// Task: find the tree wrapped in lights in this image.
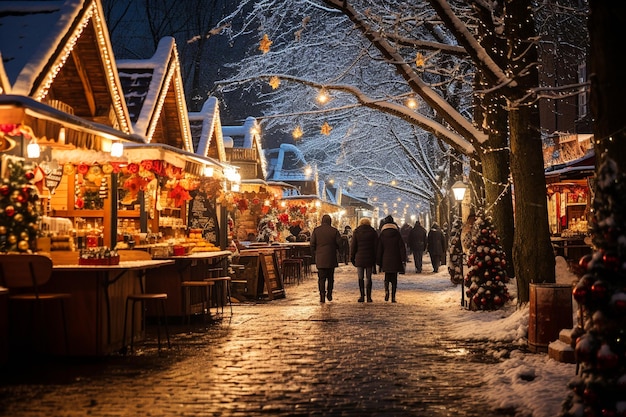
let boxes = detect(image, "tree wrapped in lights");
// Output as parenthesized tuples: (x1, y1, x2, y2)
(561, 157, 626, 417)
(448, 215, 463, 285)
(464, 211, 510, 310)
(0, 159, 41, 253)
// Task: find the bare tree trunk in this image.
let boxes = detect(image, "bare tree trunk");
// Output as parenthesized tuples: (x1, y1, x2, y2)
(506, 0, 555, 303)
(589, 0, 626, 170)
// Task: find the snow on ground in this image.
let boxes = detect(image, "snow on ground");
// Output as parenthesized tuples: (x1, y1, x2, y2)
(332, 255, 578, 417)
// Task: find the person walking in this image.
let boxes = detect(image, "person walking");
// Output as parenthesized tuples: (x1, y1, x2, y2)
(376, 215, 407, 303)
(350, 218, 378, 302)
(427, 223, 446, 273)
(310, 214, 342, 303)
(407, 220, 427, 273)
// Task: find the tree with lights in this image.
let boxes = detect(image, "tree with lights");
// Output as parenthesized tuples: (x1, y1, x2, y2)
(0, 159, 41, 253)
(561, 157, 626, 416)
(463, 211, 510, 311)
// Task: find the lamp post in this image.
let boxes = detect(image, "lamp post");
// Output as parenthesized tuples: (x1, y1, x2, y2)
(451, 181, 467, 307)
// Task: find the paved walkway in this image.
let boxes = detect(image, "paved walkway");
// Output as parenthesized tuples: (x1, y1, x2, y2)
(0, 262, 518, 417)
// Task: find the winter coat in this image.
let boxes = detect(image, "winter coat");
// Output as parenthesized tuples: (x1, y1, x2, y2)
(376, 223, 407, 273)
(310, 220, 342, 269)
(427, 225, 446, 257)
(407, 224, 427, 251)
(350, 223, 378, 267)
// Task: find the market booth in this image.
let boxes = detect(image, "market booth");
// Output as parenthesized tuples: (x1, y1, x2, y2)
(545, 151, 594, 263)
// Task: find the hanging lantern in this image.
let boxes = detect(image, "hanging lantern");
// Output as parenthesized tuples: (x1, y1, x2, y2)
(259, 34, 272, 54)
(292, 125, 303, 140)
(269, 76, 280, 89)
(415, 52, 425, 67)
(320, 121, 332, 135)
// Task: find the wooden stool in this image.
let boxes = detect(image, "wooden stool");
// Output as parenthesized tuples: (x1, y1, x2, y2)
(204, 276, 232, 315)
(282, 258, 303, 284)
(181, 280, 214, 324)
(122, 292, 170, 354)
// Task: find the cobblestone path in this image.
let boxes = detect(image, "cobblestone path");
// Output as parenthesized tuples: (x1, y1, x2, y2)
(0, 265, 518, 417)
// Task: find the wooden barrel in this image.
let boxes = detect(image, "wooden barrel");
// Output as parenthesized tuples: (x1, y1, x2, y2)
(528, 283, 573, 352)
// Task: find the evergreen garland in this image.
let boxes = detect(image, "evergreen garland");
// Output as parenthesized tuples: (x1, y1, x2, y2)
(561, 157, 626, 417)
(463, 210, 510, 310)
(0, 159, 41, 253)
(448, 215, 464, 285)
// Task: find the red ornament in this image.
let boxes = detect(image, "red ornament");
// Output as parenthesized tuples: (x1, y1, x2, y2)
(597, 344, 619, 369)
(579, 254, 593, 271)
(5, 205, 15, 217)
(603, 253, 620, 270)
(0, 184, 9, 196)
(591, 280, 609, 302)
(77, 163, 89, 175)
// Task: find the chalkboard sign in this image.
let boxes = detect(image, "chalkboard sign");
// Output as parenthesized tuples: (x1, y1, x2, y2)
(187, 191, 219, 245)
(259, 251, 285, 300)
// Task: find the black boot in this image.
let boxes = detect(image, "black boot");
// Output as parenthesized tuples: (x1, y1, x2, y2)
(384, 280, 389, 302)
(320, 292, 325, 303)
(358, 280, 365, 302)
(366, 281, 373, 302)
(391, 284, 397, 303)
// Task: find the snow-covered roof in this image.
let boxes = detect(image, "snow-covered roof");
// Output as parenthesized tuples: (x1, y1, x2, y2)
(221, 116, 267, 179)
(188, 97, 227, 162)
(117, 37, 193, 151)
(0, 0, 132, 133)
(266, 143, 310, 181)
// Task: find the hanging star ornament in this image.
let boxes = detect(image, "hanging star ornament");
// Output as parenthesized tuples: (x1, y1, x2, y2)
(292, 125, 303, 140)
(415, 52, 425, 67)
(269, 76, 281, 89)
(259, 34, 273, 54)
(320, 122, 332, 135)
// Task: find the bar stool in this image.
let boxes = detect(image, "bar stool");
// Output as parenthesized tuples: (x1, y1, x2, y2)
(181, 280, 214, 324)
(204, 276, 232, 315)
(122, 292, 170, 354)
(282, 258, 303, 284)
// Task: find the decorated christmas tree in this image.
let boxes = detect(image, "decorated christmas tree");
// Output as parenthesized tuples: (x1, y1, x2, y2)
(561, 157, 626, 417)
(0, 158, 41, 253)
(464, 211, 510, 310)
(448, 215, 464, 285)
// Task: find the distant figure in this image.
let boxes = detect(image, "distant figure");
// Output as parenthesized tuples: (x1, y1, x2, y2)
(376, 215, 407, 303)
(339, 225, 352, 264)
(407, 220, 427, 273)
(400, 223, 413, 255)
(289, 221, 303, 239)
(350, 218, 378, 302)
(427, 223, 446, 273)
(310, 214, 342, 303)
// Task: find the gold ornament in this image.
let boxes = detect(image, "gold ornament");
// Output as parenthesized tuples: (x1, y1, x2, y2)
(17, 240, 29, 251)
(320, 122, 332, 136)
(0, 226, 6, 234)
(14, 213, 23, 223)
(102, 163, 114, 174)
(63, 163, 75, 175)
(259, 34, 273, 54)
(269, 76, 280, 89)
(20, 231, 29, 240)
(292, 125, 303, 140)
(8, 234, 17, 244)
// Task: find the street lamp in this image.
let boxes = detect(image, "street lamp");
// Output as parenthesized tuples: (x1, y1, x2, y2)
(452, 181, 467, 307)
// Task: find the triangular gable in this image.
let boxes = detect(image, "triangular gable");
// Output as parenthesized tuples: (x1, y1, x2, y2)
(0, 0, 133, 133)
(117, 37, 193, 151)
(189, 97, 226, 162)
(222, 116, 267, 178)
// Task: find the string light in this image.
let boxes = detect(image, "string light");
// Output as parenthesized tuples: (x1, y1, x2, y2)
(316, 88, 330, 105)
(405, 97, 418, 109)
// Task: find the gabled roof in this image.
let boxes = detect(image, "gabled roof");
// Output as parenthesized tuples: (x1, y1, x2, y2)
(0, 0, 133, 133)
(0, 55, 10, 94)
(222, 116, 267, 178)
(189, 97, 226, 162)
(265, 143, 309, 181)
(117, 37, 193, 151)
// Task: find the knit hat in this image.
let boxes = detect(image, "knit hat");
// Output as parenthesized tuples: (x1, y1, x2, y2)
(383, 215, 394, 225)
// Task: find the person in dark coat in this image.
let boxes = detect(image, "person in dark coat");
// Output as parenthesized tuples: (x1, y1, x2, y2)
(310, 214, 342, 303)
(376, 215, 407, 302)
(350, 218, 378, 302)
(427, 223, 446, 273)
(407, 220, 427, 273)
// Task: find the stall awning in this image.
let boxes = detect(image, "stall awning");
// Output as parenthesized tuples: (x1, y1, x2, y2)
(545, 151, 595, 184)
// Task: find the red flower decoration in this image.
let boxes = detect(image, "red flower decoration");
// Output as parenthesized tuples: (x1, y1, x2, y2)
(0, 124, 18, 134)
(140, 160, 153, 171)
(127, 163, 139, 174)
(75, 197, 85, 209)
(77, 163, 89, 175)
(279, 213, 290, 224)
(237, 198, 249, 212)
(151, 160, 163, 175)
